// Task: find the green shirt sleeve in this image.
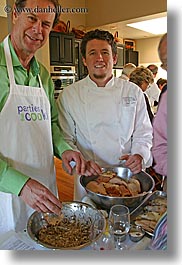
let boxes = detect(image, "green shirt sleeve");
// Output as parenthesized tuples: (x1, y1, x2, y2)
(0, 158, 30, 195)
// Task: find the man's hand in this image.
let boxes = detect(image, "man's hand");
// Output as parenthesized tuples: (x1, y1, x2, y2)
(20, 179, 62, 215)
(62, 150, 102, 176)
(120, 154, 143, 174)
(84, 160, 102, 176)
(61, 150, 87, 175)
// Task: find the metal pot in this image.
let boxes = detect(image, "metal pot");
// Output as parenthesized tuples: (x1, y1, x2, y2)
(80, 167, 155, 211)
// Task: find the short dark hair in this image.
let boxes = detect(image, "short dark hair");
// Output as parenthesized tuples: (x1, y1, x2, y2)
(156, 78, 167, 87)
(80, 29, 117, 59)
(147, 64, 158, 75)
(14, 0, 60, 27)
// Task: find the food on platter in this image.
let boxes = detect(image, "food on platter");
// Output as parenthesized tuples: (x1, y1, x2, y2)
(136, 211, 162, 221)
(132, 195, 167, 235)
(134, 219, 156, 233)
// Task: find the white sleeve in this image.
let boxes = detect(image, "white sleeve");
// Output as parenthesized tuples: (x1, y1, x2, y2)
(56, 89, 80, 152)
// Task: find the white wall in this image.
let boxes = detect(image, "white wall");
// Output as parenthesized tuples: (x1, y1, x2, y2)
(136, 37, 161, 64)
(136, 37, 167, 79)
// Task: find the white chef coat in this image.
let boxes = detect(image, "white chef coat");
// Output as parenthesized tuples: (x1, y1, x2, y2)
(0, 36, 57, 234)
(145, 82, 161, 107)
(57, 76, 153, 200)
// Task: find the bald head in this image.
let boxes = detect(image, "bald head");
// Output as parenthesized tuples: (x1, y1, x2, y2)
(158, 33, 167, 71)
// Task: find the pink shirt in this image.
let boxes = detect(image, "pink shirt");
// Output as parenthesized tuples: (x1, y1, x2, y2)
(152, 90, 167, 176)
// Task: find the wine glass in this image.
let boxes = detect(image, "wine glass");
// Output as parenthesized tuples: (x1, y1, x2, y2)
(108, 204, 130, 250)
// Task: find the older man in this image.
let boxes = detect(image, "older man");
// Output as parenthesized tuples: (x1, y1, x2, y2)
(0, 0, 91, 234)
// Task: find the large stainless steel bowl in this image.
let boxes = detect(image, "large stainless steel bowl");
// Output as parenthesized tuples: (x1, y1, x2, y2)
(80, 167, 155, 211)
(27, 202, 106, 250)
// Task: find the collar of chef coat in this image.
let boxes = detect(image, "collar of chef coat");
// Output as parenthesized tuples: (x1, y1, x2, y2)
(0, 35, 40, 77)
(86, 75, 115, 90)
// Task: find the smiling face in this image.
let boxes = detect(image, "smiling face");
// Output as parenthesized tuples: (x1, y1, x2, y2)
(10, 0, 55, 64)
(82, 39, 117, 87)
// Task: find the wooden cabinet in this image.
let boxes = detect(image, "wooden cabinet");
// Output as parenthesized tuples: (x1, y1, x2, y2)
(49, 32, 75, 66)
(113, 44, 125, 69)
(75, 39, 88, 81)
(125, 50, 139, 66)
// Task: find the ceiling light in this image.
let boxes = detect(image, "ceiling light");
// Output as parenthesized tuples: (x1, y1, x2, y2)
(127, 17, 167, 35)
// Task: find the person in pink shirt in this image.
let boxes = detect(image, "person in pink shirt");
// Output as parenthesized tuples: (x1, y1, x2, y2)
(152, 33, 167, 191)
(148, 33, 167, 251)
